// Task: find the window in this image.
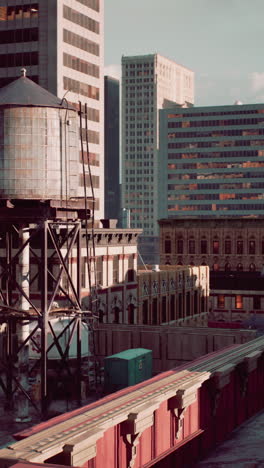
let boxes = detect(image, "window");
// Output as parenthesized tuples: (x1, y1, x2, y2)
(161, 296, 167, 322)
(249, 263, 256, 271)
(225, 239, 232, 254)
(213, 240, 219, 254)
(249, 240, 255, 255)
(128, 304, 135, 324)
(170, 295, 175, 320)
(213, 263, 219, 271)
(237, 263, 243, 271)
(225, 263, 231, 271)
(127, 256, 134, 282)
(217, 295, 225, 309)
(152, 298, 158, 324)
(235, 295, 243, 309)
(143, 300, 148, 324)
(164, 239, 171, 254)
(177, 239, 183, 254)
(237, 240, 243, 254)
(113, 256, 119, 284)
(253, 296, 261, 310)
(81, 257, 87, 288)
(95, 256, 103, 286)
(201, 239, 207, 254)
(189, 239, 195, 254)
(186, 292, 191, 316)
(178, 293, 183, 318)
(113, 307, 120, 324)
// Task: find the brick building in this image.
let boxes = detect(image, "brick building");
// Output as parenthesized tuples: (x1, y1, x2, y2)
(159, 217, 264, 328)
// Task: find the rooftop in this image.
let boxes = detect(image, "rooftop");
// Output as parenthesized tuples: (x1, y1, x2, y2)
(0, 70, 74, 110)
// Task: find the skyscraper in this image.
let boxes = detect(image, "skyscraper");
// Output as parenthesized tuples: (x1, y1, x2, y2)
(0, 0, 104, 218)
(159, 103, 264, 218)
(121, 54, 194, 263)
(104, 75, 120, 220)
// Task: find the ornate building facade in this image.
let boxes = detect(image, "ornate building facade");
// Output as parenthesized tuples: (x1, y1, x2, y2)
(137, 265, 209, 327)
(159, 217, 264, 328)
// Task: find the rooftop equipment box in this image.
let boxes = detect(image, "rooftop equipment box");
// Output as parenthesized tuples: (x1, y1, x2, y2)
(104, 348, 152, 393)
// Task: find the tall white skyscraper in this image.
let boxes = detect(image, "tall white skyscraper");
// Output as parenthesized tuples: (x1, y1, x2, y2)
(0, 0, 104, 218)
(121, 54, 194, 263)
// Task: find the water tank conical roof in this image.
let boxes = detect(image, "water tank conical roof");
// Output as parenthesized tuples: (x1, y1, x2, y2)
(0, 69, 74, 110)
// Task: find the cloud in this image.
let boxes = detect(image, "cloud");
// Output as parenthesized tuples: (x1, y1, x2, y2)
(250, 72, 264, 93)
(104, 64, 121, 80)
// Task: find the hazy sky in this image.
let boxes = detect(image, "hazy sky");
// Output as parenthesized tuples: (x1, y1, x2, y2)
(104, 0, 264, 106)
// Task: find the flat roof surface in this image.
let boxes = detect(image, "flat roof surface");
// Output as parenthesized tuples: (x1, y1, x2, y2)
(196, 410, 264, 467)
(104, 348, 151, 360)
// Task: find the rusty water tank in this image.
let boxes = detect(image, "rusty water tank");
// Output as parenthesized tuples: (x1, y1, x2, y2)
(0, 69, 79, 200)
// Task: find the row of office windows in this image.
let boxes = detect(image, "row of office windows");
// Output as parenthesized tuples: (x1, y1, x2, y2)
(167, 117, 264, 128)
(168, 171, 264, 180)
(167, 203, 264, 211)
(80, 128, 100, 145)
(0, 27, 38, 44)
(168, 109, 264, 119)
(76, 0, 100, 12)
(63, 76, 99, 100)
(63, 52, 99, 78)
(0, 4, 38, 21)
(69, 102, 100, 123)
(168, 140, 264, 149)
(168, 161, 264, 170)
(63, 29, 99, 57)
(164, 238, 264, 255)
(79, 174, 99, 189)
(124, 62, 154, 68)
(168, 150, 261, 159)
(79, 151, 100, 167)
(168, 182, 264, 191)
(63, 5, 99, 34)
(167, 129, 264, 138)
(0, 51, 38, 68)
(217, 295, 261, 310)
(168, 193, 264, 201)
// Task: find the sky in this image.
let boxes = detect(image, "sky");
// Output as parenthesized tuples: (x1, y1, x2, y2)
(104, 0, 264, 106)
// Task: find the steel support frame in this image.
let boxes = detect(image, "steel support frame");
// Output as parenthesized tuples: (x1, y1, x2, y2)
(0, 219, 84, 417)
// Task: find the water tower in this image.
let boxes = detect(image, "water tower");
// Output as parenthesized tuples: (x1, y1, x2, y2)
(0, 70, 95, 419)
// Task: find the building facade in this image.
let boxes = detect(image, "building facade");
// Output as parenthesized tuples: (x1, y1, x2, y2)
(0, 0, 104, 218)
(137, 265, 209, 327)
(0, 223, 141, 326)
(159, 103, 264, 218)
(159, 217, 264, 328)
(104, 76, 120, 220)
(121, 54, 194, 263)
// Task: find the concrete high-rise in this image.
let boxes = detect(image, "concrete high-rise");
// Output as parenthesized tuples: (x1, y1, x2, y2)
(121, 54, 194, 263)
(104, 76, 120, 220)
(0, 0, 104, 219)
